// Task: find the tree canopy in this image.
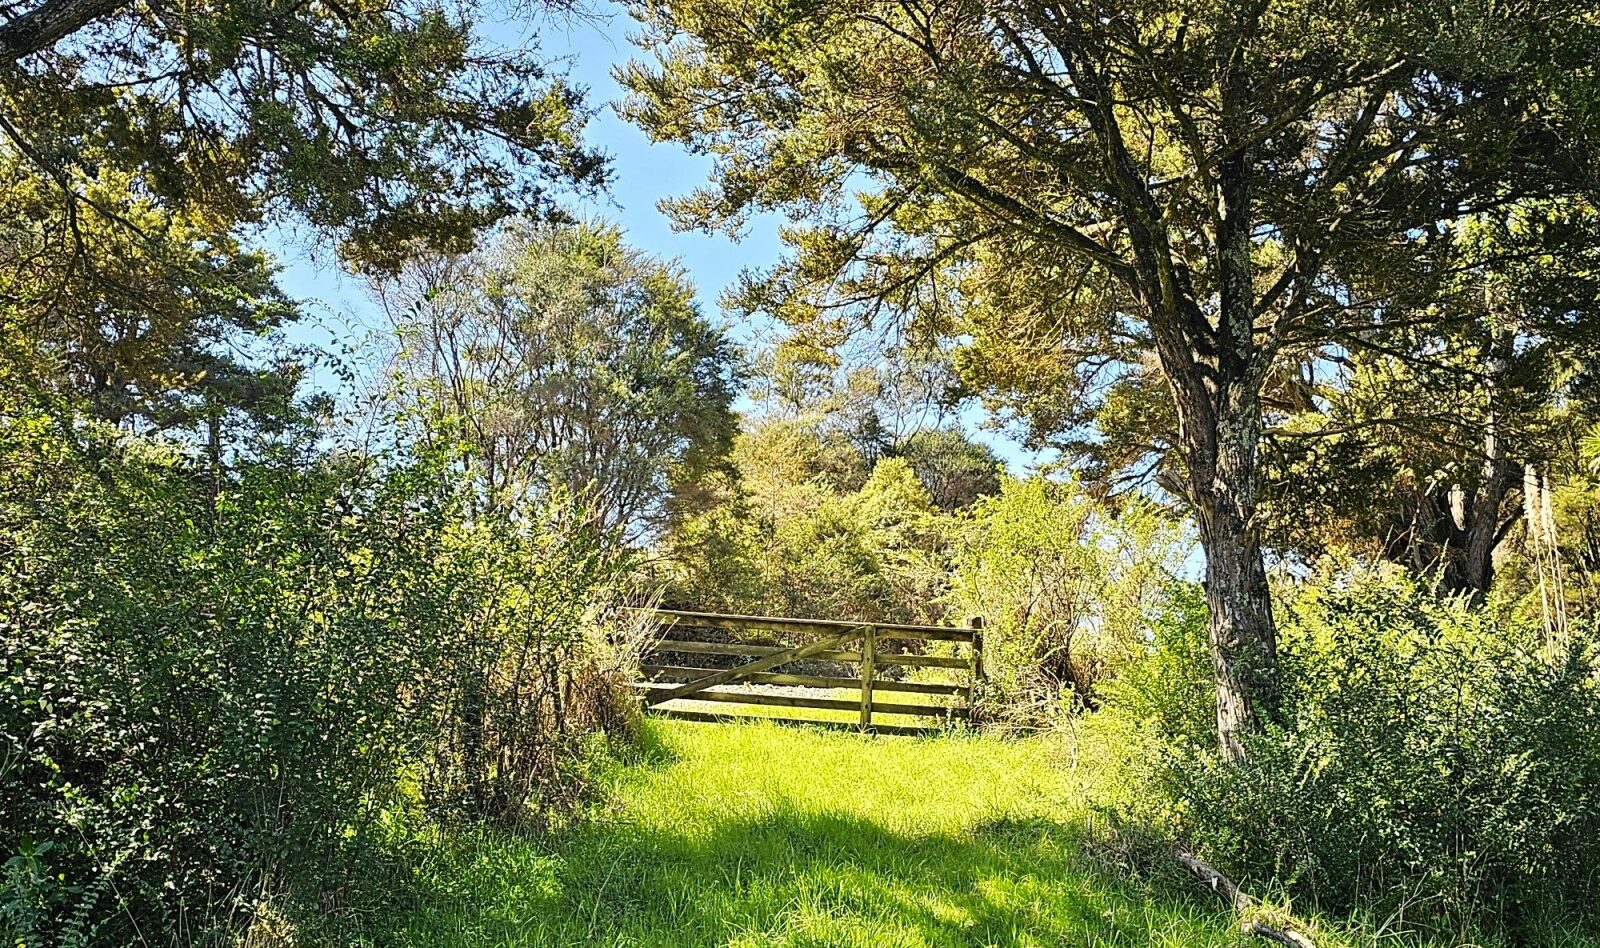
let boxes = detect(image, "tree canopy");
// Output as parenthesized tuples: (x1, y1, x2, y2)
(0, 157, 301, 430)
(1, 0, 605, 274)
(1, 0, 611, 444)
(382, 220, 744, 538)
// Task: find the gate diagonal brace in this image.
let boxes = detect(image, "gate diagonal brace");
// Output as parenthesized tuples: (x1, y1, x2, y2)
(640, 631, 859, 707)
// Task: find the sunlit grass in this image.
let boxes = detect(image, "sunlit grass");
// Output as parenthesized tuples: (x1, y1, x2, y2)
(389, 719, 1257, 947)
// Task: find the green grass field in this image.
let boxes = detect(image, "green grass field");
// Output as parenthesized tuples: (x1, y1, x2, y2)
(391, 718, 1273, 947)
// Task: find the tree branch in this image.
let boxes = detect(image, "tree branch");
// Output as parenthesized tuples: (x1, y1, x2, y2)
(0, 0, 130, 64)
(1175, 849, 1317, 948)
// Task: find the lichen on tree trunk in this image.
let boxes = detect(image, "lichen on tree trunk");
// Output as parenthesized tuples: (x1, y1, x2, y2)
(1184, 391, 1282, 762)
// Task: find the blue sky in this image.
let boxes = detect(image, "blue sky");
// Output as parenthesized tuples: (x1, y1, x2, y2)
(273, 1, 1050, 470)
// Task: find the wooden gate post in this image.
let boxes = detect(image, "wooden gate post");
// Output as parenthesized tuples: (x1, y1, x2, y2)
(859, 625, 877, 729)
(966, 616, 984, 713)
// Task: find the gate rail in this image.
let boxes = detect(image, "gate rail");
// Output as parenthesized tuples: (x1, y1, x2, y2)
(633, 609, 984, 735)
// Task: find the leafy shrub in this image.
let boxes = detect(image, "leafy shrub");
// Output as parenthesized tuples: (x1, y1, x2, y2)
(0, 409, 637, 944)
(1098, 564, 1600, 935)
(420, 497, 640, 827)
(663, 442, 951, 625)
(949, 477, 1191, 726)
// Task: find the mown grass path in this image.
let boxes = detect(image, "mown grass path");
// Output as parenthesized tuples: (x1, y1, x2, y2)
(397, 719, 1253, 947)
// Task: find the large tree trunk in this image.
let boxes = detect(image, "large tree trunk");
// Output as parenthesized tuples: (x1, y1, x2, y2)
(1089, 14, 1283, 762)
(1155, 296, 1282, 763)
(1439, 411, 1511, 601)
(1182, 388, 1282, 763)
(1191, 83, 1282, 762)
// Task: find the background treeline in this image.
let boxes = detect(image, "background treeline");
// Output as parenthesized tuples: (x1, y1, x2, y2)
(655, 382, 1191, 719)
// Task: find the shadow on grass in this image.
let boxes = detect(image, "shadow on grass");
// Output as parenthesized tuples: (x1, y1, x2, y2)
(391, 805, 1244, 947)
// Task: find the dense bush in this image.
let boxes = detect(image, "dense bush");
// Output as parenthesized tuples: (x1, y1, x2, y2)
(950, 477, 1190, 726)
(419, 497, 640, 827)
(0, 408, 638, 944)
(663, 421, 952, 624)
(1097, 565, 1600, 935)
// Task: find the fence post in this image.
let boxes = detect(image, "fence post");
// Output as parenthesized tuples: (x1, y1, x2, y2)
(966, 616, 984, 716)
(859, 626, 876, 730)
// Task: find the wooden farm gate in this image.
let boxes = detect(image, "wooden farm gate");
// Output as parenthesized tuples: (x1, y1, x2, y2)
(633, 610, 983, 736)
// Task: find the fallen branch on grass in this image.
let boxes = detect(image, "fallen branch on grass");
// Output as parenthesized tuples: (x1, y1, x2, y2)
(1174, 849, 1317, 948)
